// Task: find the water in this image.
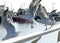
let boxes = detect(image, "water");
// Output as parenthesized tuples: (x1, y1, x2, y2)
(0, 22, 60, 43)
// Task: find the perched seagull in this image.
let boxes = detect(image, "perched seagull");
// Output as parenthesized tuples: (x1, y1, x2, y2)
(18, 0, 41, 28)
(2, 7, 16, 40)
(35, 4, 55, 30)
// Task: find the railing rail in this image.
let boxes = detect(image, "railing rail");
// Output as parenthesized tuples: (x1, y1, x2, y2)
(58, 41, 60, 43)
(0, 27, 60, 43)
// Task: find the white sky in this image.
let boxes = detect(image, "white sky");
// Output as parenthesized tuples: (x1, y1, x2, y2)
(0, 0, 60, 12)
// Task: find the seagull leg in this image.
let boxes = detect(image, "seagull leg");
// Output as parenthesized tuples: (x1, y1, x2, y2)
(44, 24, 47, 30)
(31, 22, 34, 28)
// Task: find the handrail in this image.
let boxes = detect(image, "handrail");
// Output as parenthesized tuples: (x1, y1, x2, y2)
(0, 26, 60, 43)
(58, 41, 60, 43)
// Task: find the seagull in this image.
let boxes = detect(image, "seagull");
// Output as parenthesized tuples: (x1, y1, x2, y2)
(2, 7, 16, 40)
(35, 4, 55, 30)
(18, 0, 41, 28)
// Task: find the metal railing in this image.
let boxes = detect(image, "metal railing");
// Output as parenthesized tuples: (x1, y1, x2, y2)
(0, 26, 60, 43)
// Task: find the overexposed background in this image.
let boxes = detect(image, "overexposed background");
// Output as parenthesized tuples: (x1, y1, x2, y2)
(0, 0, 60, 12)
